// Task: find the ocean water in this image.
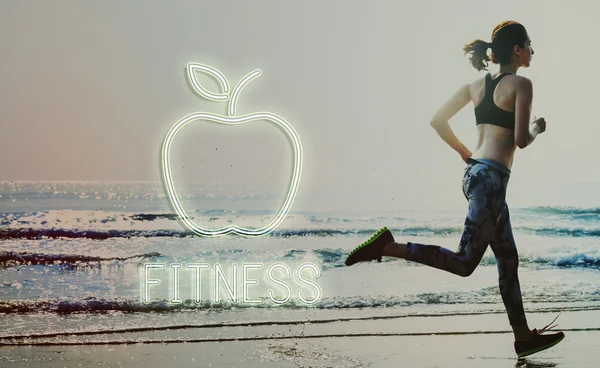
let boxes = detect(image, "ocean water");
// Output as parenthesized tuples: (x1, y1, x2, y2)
(1, 181, 600, 345)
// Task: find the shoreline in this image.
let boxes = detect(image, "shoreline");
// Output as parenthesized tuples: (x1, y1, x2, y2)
(2, 308, 598, 367)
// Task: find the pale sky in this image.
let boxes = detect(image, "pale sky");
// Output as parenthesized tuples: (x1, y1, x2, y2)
(1, 0, 598, 210)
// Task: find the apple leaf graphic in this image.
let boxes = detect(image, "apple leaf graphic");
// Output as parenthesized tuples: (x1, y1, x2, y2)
(186, 63, 230, 102)
(186, 63, 262, 117)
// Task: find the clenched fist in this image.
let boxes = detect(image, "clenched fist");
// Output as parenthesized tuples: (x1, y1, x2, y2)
(531, 117, 546, 134)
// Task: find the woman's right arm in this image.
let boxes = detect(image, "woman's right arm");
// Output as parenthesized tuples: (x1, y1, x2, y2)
(514, 77, 545, 149)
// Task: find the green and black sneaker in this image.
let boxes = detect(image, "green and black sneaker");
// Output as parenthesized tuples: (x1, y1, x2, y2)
(345, 227, 394, 266)
(514, 314, 565, 358)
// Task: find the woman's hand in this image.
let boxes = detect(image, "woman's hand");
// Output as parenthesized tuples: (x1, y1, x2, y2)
(531, 116, 546, 135)
(460, 148, 472, 163)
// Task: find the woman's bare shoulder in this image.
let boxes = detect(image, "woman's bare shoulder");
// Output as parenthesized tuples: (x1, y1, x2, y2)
(467, 75, 487, 98)
(505, 74, 533, 88)
(470, 75, 486, 86)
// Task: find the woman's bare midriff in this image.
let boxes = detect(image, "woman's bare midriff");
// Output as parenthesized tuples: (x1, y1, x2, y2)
(471, 123, 517, 169)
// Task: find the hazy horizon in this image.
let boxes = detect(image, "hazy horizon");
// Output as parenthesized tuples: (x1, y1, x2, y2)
(2, 0, 599, 210)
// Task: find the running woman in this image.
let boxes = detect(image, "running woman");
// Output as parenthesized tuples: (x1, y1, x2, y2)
(344, 21, 565, 359)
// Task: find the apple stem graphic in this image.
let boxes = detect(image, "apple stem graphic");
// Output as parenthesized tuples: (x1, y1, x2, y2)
(227, 69, 262, 117)
(185, 63, 262, 117)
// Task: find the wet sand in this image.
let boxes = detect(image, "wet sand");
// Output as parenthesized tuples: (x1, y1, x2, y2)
(1, 309, 598, 367)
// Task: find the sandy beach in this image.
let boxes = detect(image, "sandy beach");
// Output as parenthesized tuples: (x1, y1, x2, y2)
(2, 308, 598, 367)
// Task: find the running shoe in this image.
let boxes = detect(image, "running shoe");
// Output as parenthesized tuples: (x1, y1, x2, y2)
(514, 314, 565, 358)
(345, 227, 394, 266)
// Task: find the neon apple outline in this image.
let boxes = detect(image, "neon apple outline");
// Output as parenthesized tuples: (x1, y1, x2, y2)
(161, 63, 303, 237)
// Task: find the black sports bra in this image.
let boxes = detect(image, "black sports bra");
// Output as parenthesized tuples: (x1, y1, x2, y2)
(474, 73, 515, 130)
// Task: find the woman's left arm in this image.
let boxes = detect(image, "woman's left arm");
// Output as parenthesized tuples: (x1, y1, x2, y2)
(429, 84, 473, 163)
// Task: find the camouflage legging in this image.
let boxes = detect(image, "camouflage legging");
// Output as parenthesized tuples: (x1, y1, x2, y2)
(405, 158, 527, 327)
